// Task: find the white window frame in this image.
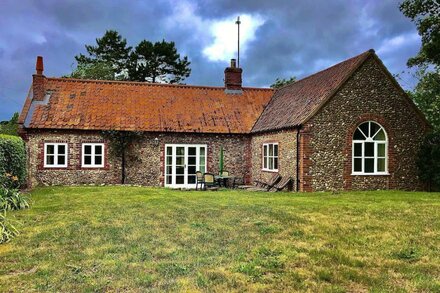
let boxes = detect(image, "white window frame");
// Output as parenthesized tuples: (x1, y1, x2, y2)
(262, 142, 279, 172)
(44, 143, 68, 168)
(81, 143, 105, 168)
(352, 121, 389, 175)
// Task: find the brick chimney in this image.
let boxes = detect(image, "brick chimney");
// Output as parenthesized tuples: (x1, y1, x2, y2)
(224, 58, 242, 91)
(33, 56, 46, 101)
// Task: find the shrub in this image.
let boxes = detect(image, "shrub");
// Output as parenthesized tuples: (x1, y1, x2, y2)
(0, 211, 19, 244)
(417, 132, 440, 191)
(0, 134, 26, 188)
(0, 185, 29, 211)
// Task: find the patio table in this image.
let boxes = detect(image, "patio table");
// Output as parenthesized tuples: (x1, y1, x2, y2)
(214, 175, 235, 188)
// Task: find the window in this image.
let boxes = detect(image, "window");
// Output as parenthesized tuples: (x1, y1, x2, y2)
(44, 143, 68, 168)
(352, 121, 388, 175)
(82, 143, 104, 168)
(262, 143, 279, 171)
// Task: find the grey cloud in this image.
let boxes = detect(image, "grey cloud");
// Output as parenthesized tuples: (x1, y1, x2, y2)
(0, 0, 420, 121)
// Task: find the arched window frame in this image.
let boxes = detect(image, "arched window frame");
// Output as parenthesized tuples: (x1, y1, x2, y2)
(352, 121, 389, 175)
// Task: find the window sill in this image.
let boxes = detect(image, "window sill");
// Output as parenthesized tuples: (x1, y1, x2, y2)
(351, 173, 390, 176)
(81, 166, 105, 169)
(43, 165, 68, 169)
(262, 169, 279, 173)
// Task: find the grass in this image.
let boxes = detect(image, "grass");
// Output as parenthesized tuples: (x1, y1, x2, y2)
(0, 187, 440, 292)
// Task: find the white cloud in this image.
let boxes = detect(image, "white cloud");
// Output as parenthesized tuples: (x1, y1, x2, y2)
(203, 14, 265, 62)
(377, 32, 419, 55)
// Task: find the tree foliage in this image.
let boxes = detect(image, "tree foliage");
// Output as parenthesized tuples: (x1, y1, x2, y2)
(0, 134, 26, 188)
(416, 132, 440, 191)
(270, 76, 296, 89)
(128, 40, 191, 83)
(399, 0, 440, 68)
(71, 30, 191, 83)
(409, 69, 440, 130)
(0, 113, 19, 136)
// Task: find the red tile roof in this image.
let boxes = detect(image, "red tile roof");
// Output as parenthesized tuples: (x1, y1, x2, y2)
(22, 79, 273, 134)
(251, 50, 373, 133)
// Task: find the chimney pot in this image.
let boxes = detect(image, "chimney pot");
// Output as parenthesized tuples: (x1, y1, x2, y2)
(230, 58, 236, 68)
(36, 56, 44, 75)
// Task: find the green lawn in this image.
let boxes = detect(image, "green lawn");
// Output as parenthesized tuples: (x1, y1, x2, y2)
(1, 187, 440, 292)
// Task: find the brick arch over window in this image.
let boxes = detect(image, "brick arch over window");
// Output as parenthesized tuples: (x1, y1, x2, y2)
(343, 114, 396, 190)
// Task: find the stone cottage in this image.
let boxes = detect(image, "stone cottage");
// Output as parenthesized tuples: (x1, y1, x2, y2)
(18, 49, 430, 191)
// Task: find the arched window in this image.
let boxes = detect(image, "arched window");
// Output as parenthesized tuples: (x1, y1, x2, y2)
(352, 121, 388, 174)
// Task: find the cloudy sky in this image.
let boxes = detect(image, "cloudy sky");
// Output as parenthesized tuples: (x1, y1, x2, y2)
(0, 0, 421, 121)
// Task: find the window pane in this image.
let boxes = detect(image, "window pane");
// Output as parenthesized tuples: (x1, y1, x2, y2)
(47, 145, 55, 154)
(166, 166, 172, 175)
(354, 143, 362, 157)
(200, 156, 205, 165)
(365, 158, 374, 173)
(84, 155, 92, 165)
(188, 147, 196, 156)
(95, 156, 102, 165)
(47, 155, 55, 165)
(200, 147, 205, 156)
(354, 158, 362, 172)
(269, 144, 273, 156)
(166, 147, 172, 156)
(188, 166, 196, 175)
(166, 176, 172, 184)
(188, 176, 196, 184)
(176, 147, 185, 156)
(95, 145, 102, 155)
(274, 144, 278, 156)
(274, 157, 278, 170)
(374, 129, 386, 141)
(269, 158, 274, 169)
(370, 122, 381, 138)
(199, 165, 205, 173)
(360, 122, 369, 137)
(263, 156, 267, 169)
(84, 145, 92, 155)
(166, 156, 172, 165)
(377, 143, 386, 157)
(58, 155, 65, 165)
(188, 156, 196, 165)
(364, 142, 374, 157)
(58, 145, 66, 154)
(353, 129, 366, 140)
(378, 158, 386, 172)
(176, 176, 184, 184)
(176, 157, 184, 166)
(176, 166, 184, 175)
(264, 145, 268, 157)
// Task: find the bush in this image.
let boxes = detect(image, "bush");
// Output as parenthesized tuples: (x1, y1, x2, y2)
(0, 134, 26, 188)
(0, 211, 19, 244)
(0, 185, 29, 211)
(417, 132, 440, 191)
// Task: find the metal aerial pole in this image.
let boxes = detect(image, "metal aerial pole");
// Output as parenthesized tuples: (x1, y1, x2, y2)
(235, 16, 241, 68)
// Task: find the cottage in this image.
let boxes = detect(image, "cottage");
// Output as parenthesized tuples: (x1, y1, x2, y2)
(18, 49, 429, 191)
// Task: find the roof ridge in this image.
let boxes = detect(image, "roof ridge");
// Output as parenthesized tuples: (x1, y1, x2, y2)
(274, 49, 373, 92)
(46, 77, 273, 91)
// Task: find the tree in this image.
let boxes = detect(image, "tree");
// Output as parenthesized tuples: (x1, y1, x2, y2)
(0, 113, 19, 136)
(270, 76, 296, 89)
(67, 61, 114, 80)
(399, 0, 440, 68)
(70, 31, 191, 83)
(127, 40, 191, 83)
(409, 69, 440, 130)
(416, 132, 440, 191)
(74, 30, 132, 79)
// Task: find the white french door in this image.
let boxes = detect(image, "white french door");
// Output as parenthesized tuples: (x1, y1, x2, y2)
(164, 144, 207, 188)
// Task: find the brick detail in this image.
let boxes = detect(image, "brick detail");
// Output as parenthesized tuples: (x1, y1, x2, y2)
(224, 67, 243, 90)
(299, 126, 313, 192)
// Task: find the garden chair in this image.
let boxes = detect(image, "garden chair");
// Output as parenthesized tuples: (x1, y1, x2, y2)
(247, 174, 282, 191)
(270, 177, 293, 192)
(195, 171, 204, 190)
(203, 173, 218, 191)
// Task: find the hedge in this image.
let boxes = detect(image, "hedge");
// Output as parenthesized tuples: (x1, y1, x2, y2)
(0, 135, 26, 188)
